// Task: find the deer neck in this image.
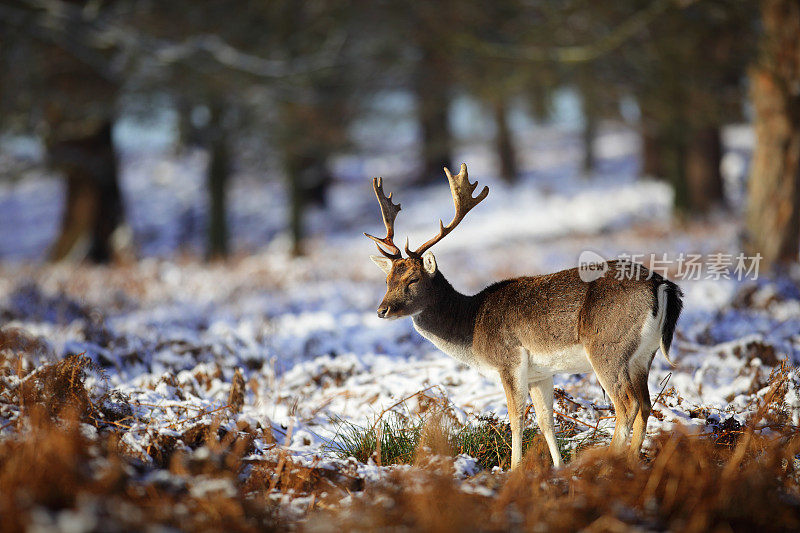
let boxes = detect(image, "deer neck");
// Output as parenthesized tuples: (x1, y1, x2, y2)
(411, 271, 477, 362)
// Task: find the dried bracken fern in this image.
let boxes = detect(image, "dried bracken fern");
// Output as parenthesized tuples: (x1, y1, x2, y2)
(0, 406, 285, 532)
(314, 431, 800, 532)
(229, 367, 246, 414)
(17, 353, 99, 419)
(0, 325, 54, 379)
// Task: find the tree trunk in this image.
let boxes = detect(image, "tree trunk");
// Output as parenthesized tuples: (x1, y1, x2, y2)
(415, 51, 452, 184)
(286, 158, 305, 257)
(528, 85, 551, 123)
(640, 100, 666, 179)
(578, 68, 598, 175)
(661, 123, 691, 212)
(278, 90, 335, 257)
(206, 103, 230, 260)
(640, 98, 691, 211)
(582, 113, 597, 176)
(177, 100, 204, 152)
(284, 151, 331, 256)
(744, 0, 800, 268)
(300, 153, 331, 208)
(686, 126, 725, 212)
(492, 100, 518, 183)
(641, 127, 663, 178)
(48, 121, 122, 263)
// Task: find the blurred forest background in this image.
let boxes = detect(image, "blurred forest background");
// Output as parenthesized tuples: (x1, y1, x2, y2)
(0, 0, 798, 269)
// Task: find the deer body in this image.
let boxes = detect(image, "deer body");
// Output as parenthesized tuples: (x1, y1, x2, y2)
(366, 164, 683, 469)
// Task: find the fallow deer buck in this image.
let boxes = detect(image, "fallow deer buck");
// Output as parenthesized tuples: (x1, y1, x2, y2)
(366, 163, 683, 469)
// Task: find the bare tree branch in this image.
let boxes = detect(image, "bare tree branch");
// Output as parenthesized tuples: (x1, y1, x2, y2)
(5, 0, 345, 81)
(455, 0, 697, 64)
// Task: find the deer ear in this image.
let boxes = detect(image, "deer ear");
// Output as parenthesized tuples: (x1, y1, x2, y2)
(422, 251, 437, 274)
(370, 255, 393, 275)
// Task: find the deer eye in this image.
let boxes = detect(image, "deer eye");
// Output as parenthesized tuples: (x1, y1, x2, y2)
(406, 278, 419, 288)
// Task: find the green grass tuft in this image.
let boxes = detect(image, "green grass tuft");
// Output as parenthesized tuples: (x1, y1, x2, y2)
(451, 414, 540, 470)
(328, 411, 576, 470)
(327, 412, 424, 465)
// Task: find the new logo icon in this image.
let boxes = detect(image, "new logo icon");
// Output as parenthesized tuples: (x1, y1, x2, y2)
(578, 250, 608, 282)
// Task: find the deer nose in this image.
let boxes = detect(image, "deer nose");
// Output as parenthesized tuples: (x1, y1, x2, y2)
(377, 306, 390, 318)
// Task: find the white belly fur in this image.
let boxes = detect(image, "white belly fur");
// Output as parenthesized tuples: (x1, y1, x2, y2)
(525, 345, 594, 381)
(414, 322, 592, 381)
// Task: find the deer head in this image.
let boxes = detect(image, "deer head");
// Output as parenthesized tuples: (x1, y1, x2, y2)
(365, 163, 488, 318)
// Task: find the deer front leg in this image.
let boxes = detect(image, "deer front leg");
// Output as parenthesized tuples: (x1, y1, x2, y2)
(529, 377, 563, 468)
(500, 366, 527, 470)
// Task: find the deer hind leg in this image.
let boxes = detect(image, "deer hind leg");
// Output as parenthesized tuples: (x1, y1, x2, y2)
(529, 377, 563, 468)
(500, 365, 527, 470)
(609, 383, 639, 452)
(587, 346, 639, 453)
(629, 350, 656, 459)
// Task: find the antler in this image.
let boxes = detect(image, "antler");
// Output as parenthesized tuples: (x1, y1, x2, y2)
(406, 163, 488, 257)
(364, 177, 402, 259)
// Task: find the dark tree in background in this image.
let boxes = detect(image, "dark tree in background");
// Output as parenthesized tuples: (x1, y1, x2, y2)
(2, 0, 354, 259)
(47, 121, 123, 263)
(456, 0, 540, 184)
(745, 0, 800, 269)
(577, 64, 600, 175)
(0, 0, 797, 266)
(408, 3, 456, 184)
(0, 2, 124, 262)
(492, 99, 519, 183)
(415, 47, 453, 184)
(131, 2, 262, 260)
(205, 101, 230, 259)
(627, 0, 755, 213)
(268, 1, 357, 255)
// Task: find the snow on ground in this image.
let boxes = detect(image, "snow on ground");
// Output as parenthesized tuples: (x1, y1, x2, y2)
(1, 124, 800, 510)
